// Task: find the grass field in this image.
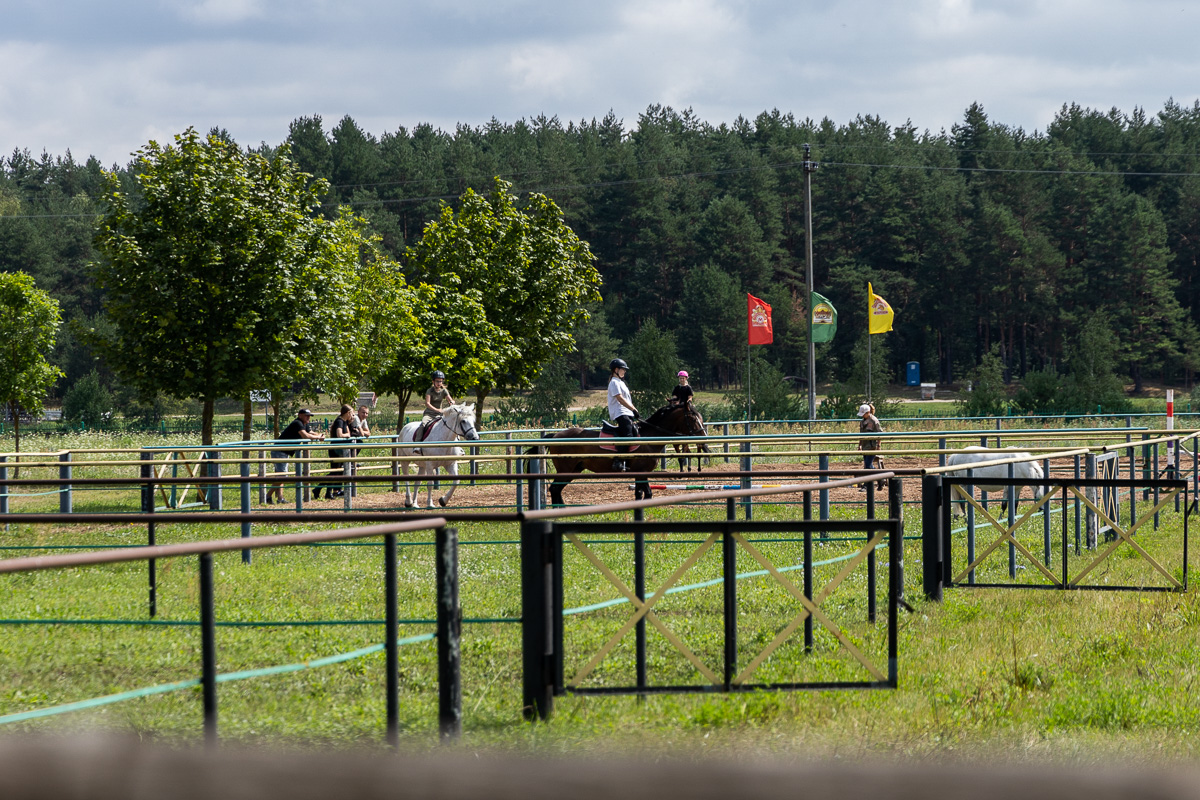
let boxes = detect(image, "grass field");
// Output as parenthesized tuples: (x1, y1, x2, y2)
(0, 428, 1197, 762)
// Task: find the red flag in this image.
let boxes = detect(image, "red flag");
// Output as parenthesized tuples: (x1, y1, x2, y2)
(747, 293, 773, 345)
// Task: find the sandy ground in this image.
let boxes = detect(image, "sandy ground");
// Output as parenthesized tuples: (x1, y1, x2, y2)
(315, 458, 941, 511)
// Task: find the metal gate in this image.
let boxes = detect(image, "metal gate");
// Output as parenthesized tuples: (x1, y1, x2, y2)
(521, 481, 904, 720)
(922, 475, 1188, 599)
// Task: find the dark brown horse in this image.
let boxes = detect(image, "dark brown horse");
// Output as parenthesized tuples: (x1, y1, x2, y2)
(670, 402, 712, 471)
(540, 404, 709, 506)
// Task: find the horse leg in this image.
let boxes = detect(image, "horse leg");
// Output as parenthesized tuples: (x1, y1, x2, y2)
(634, 477, 653, 500)
(422, 462, 437, 509)
(549, 477, 570, 507)
(401, 460, 415, 508)
(438, 461, 461, 507)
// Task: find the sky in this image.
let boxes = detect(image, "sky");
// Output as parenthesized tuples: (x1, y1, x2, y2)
(3, 0, 1200, 166)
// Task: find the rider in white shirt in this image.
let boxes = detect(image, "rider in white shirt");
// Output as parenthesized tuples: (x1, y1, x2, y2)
(607, 358, 639, 471)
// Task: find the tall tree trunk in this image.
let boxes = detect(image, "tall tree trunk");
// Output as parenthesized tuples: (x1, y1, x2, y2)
(202, 397, 215, 446)
(474, 387, 490, 418)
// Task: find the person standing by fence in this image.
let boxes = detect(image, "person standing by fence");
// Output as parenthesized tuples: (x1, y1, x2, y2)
(266, 409, 324, 504)
(857, 402, 884, 490)
(314, 405, 356, 499)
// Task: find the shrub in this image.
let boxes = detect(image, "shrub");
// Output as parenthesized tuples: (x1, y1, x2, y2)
(61, 370, 112, 428)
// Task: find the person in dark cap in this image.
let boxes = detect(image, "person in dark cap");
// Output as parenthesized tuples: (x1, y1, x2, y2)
(423, 371, 455, 420)
(266, 408, 324, 504)
(607, 358, 638, 471)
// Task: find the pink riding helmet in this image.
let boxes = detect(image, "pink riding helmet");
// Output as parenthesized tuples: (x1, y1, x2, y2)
(677, 371, 689, 377)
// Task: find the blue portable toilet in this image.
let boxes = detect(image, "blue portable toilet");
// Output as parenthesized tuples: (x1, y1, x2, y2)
(906, 361, 920, 386)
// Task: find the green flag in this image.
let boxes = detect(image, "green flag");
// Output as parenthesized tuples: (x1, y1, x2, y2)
(811, 292, 837, 343)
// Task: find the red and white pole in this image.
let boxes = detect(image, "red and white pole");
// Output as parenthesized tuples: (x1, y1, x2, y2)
(1166, 389, 1175, 467)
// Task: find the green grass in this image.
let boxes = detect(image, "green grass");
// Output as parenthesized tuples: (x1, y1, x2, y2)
(0, 425, 1197, 760)
(0, 486, 1195, 762)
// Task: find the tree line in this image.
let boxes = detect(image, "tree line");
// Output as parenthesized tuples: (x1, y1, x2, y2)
(4, 99, 1200, 425)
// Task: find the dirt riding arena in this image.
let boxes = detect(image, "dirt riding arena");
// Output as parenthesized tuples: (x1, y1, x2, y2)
(341, 457, 949, 510)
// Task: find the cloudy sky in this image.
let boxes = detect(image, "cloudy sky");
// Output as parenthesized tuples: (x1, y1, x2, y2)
(3, 0, 1198, 166)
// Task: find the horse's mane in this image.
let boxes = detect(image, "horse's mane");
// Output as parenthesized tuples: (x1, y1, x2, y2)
(644, 402, 701, 429)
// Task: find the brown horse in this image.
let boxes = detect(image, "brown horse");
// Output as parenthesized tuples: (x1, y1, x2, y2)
(670, 402, 712, 471)
(540, 404, 709, 506)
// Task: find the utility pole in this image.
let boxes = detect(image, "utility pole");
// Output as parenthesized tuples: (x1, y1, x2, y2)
(804, 144, 819, 421)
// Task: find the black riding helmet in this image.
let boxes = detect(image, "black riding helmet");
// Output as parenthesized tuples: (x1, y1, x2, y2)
(609, 358, 629, 372)
(432, 370, 446, 380)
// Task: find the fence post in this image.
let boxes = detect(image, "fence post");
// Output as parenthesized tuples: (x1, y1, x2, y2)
(867, 482, 877, 621)
(240, 458, 251, 564)
(199, 551, 218, 746)
(803, 490, 813, 652)
(207, 450, 221, 512)
(530, 434, 545, 512)
(1085, 453, 1098, 549)
(818, 454, 830, 522)
(741, 422, 752, 520)
(921, 474, 943, 601)
(514, 455, 524, 513)
(257, 448, 266, 505)
(0, 455, 7, 527)
(140, 450, 157, 618)
(392, 435, 401, 494)
(343, 457, 352, 512)
(384, 532, 399, 746)
(723, 423, 730, 463)
(722, 511, 737, 688)
(521, 518, 554, 721)
(888, 477, 905, 605)
(938, 438, 946, 468)
(59, 451, 72, 514)
(436, 525, 462, 740)
(1043, 457, 1052, 566)
(1007, 462, 1016, 578)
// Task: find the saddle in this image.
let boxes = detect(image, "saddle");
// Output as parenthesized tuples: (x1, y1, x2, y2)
(416, 418, 439, 443)
(598, 422, 641, 452)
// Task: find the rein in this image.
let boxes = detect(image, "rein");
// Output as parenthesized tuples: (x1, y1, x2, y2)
(638, 410, 705, 438)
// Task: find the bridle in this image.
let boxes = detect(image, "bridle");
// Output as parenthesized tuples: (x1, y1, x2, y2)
(438, 407, 477, 440)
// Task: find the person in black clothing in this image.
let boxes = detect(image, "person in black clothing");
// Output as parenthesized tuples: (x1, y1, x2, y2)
(669, 371, 694, 407)
(266, 409, 324, 504)
(315, 405, 355, 499)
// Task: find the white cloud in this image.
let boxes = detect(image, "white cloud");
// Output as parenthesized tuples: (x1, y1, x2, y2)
(3, 0, 1200, 164)
(175, 0, 268, 24)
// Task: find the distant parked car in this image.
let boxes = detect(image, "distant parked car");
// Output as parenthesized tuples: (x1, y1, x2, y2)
(783, 376, 807, 393)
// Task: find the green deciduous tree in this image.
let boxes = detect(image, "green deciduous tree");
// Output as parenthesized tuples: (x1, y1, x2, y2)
(0, 271, 63, 455)
(405, 178, 601, 408)
(91, 128, 365, 444)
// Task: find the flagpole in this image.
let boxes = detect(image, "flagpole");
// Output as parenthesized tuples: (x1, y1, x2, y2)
(867, 330, 872, 402)
(746, 340, 751, 422)
(804, 144, 819, 421)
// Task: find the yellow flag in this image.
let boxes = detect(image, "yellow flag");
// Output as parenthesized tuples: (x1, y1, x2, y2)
(868, 282, 894, 334)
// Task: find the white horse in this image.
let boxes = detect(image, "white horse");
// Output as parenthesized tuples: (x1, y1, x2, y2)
(945, 446, 1046, 516)
(396, 403, 480, 508)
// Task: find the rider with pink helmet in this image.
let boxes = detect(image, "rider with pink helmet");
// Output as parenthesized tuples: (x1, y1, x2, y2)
(669, 369, 694, 407)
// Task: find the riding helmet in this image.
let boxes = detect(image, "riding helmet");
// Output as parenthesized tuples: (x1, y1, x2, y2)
(677, 370, 689, 377)
(609, 358, 629, 371)
(432, 370, 446, 380)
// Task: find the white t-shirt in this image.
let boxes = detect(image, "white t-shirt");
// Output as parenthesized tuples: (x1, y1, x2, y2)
(607, 376, 633, 420)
